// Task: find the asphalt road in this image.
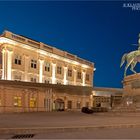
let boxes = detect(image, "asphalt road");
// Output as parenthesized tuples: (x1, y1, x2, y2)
(1, 111, 140, 139)
(1, 127, 140, 139)
(35, 127, 140, 139)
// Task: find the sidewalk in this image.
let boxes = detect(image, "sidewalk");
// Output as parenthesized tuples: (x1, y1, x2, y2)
(1, 111, 140, 134)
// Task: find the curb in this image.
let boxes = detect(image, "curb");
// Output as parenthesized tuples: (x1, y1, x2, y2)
(1, 123, 140, 134)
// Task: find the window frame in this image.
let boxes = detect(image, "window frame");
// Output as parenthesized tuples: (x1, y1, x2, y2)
(57, 66, 62, 74)
(45, 62, 50, 72)
(77, 72, 81, 79)
(14, 55, 22, 65)
(68, 69, 72, 77)
(31, 59, 37, 69)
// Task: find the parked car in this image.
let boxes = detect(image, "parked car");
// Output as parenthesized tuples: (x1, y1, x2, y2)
(81, 107, 94, 114)
(57, 108, 65, 111)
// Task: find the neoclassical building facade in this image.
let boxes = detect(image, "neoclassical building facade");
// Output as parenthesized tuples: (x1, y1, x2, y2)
(0, 31, 94, 112)
(0, 31, 94, 87)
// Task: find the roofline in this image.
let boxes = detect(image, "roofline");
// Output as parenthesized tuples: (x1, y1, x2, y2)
(1, 30, 94, 67)
(93, 87, 123, 92)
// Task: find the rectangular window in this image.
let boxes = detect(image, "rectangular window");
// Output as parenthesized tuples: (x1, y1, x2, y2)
(67, 100, 72, 109)
(68, 69, 72, 77)
(77, 72, 81, 79)
(86, 74, 90, 81)
(15, 55, 21, 65)
(14, 96, 22, 107)
(77, 101, 81, 109)
(57, 66, 62, 74)
(30, 97, 36, 108)
(45, 80, 50, 84)
(45, 62, 50, 72)
(14, 75, 21, 81)
(30, 77, 36, 83)
(57, 81, 61, 84)
(31, 59, 37, 69)
(86, 102, 89, 107)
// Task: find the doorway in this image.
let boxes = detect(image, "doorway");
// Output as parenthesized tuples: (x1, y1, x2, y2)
(54, 98, 65, 111)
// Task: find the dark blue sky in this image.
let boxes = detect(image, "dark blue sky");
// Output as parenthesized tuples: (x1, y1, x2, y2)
(0, 1, 140, 88)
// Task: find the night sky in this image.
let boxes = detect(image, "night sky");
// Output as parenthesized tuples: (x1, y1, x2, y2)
(0, 1, 140, 88)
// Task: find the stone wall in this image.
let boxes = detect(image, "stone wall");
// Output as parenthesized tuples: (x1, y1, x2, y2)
(0, 80, 93, 113)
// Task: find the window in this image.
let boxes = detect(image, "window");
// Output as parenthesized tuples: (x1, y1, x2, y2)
(45, 80, 50, 84)
(77, 101, 81, 109)
(31, 59, 37, 69)
(14, 75, 21, 81)
(68, 69, 72, 77)
(31, 77, 36, 83)
(86, 102, 89, 107)
(15, 55, 21, 65)
(44, 98, 51, 108)
(57, 66, 62, 74)
(30, 97, 36, 108)
(77, 72, 81, 79)
(67, 100, 72, 109)
(86, 74, 90, 81)
(14, 96, 22, 107)
(45, 62, 50, 72)
(57, 81, 61, 84)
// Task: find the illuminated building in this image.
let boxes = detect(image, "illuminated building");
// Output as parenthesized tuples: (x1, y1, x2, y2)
(0, 31, 94, 86)
(0, 31, 94, 112)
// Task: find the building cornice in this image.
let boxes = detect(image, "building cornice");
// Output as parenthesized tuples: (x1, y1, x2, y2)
(0, 31, 94, 69)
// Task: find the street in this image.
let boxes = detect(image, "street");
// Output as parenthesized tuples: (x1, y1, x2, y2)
(0, 111, 140, 139)
(1, 127, 140, 139)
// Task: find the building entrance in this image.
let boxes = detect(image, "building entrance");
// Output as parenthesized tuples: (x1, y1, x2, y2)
(54, 98, 65, 111)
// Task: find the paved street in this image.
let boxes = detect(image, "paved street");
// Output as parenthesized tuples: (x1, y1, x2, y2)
(1, 127, 140, 139)
(34, 127, 140, 139)
(0, 111, 140, 139)
(1, 111, 140, 129)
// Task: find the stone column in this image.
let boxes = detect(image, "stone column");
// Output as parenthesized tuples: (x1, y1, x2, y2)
(63, 66, 67, 85)
(6, 50, 13, 80)
(2, 49, 6, 80)
(73, 69, 77, 85)
(39, 59, 44, 83)
(82, 71, 86, 86)
(24, 55, 29, 81)
(51, 63, 56, 84)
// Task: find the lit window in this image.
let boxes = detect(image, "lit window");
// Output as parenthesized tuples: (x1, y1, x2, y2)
(77, 72, 81, 79)
(45, 62, 50, 72)
(86, 74, 90, 81)
(14, 96, 22, 107)
(31, 77, 36, 83)
(15, 55, 21, 65)
(57, 66, 62, 74)
(30, 98, 36, 108)
(68, 69, 72, 77)
(31, 59, 37, 69)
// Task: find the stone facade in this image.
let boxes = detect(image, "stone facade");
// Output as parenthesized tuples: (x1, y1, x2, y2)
(122, 73, 140, 109)
(0, 31, 94, 87)
(0, 80, 93, 113)
(0, 30, 95, 113)
(92, 87, 123, 108)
